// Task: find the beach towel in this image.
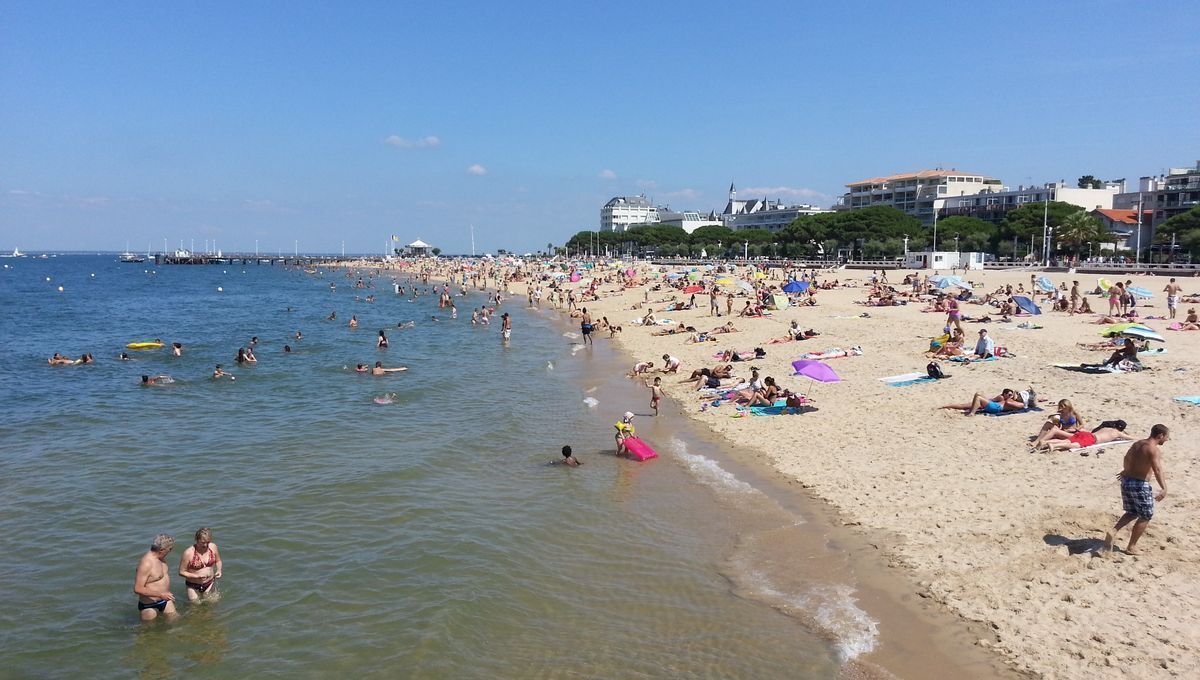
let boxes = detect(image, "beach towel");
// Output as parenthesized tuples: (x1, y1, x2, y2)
(800, 347, 863, 360)
(1052, 363, 1125, 374)
(948, 355, 999, 363)
(886, 376, 937, 387)
(1174, 396, 1200, 405)
(771, 294, 790, 310)
(981, 407, 1044, 417)
(879, 372, 925, 383)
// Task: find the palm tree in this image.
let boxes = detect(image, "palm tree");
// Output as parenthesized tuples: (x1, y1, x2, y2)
(1056, 210, 1106, 258)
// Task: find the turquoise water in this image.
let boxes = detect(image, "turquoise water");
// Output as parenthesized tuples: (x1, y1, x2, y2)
(0, 256, 850, 678)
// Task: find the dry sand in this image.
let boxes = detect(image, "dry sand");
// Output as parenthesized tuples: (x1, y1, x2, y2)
(521, 265, 1199, 679)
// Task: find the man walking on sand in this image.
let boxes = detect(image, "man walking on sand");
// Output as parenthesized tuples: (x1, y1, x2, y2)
(1164, 278, 1183, 320)
(1104, 424, 1169, 555)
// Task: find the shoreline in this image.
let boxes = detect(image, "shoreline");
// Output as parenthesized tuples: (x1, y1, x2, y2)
(347, 261, 1199, 678)
(507, 264, 1199, 679)
(526, 280, 1025, 680)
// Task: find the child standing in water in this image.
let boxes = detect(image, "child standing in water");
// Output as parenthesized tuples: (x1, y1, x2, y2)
(649, 377, 664, 416)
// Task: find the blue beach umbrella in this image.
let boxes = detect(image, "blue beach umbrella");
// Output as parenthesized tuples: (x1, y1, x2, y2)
(1036, 276, 1055, 293)
(1122, 326, 1164, 342)
(1127, 286, 1153, 299)
(1013, 295, 1041, 315)
(782, 280, 809, 293)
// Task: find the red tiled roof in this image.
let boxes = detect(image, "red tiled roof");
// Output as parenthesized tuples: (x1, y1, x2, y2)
(1094, 209, 1153, 225)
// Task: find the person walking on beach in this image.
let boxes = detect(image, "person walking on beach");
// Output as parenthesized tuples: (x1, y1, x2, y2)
(581, 308, 593, 346)
(1069, 281, 1080, 314)
(501, 313, 511, 342)
(179, 527, 222, 601)
(649, 376, 664, 416)
(1164, 278, 1183, 320)
(710, 292, 720, 317)
(1104, 424, 1170, 555)
(133, 534, 177, 621)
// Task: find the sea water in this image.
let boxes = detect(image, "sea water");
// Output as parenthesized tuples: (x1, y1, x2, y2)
(0, 256, 853, 678)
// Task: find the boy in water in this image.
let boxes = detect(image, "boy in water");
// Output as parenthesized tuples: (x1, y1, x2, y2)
(553, 445, 582, 467)
(649, 376, 664, 416)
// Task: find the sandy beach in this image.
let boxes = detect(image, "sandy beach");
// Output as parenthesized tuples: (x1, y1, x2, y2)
(494, 263, 1199, 679)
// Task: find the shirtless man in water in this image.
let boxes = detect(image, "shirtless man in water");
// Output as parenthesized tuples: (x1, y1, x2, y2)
(133, 534, 177, 621)
(1104, 424, 1169, 555)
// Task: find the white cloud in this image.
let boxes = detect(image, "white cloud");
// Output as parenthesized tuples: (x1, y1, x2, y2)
(598, 169, 617, 180)
(8, 189, 30, 195)
(635, 179, 657, 189)
(467, 164, 488, 176)
(385, 135, 441, 149)
(741, 186, 831, 203)
(663, 188, 702, 202)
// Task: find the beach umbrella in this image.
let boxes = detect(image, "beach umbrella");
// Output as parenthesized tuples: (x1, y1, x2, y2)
(1121, 326, 1165, 342)
(1128, 286, 1153, 298)
(934, 275, 972, 291)
(737, 280, 754, 292)
(791, 360, 841, 383)
(1098, 278, 1114, 291)
(1100, 322, 1149, 337)
(688, 271, 701, 281)
(1013, 295, 1041, 315)
(666, 272, 683, 279)
(625, 268, 635, 278)
(753, 271, 766, 279)
(569, 272, 581, 282)
(715, 278, 734, 285)
(1036, 276, 1055, 292)
(782, 280, 809, 293)
(682, 284, 704, 294)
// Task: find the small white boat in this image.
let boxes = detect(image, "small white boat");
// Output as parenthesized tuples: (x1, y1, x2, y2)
(119, 252, 145, 263)
(4, 247, 24, 258)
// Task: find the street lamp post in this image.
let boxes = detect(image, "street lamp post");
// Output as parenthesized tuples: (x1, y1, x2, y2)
(743, 240, 748, 261)
(717, 241, 722, 260)
(902, 234, 909, 258)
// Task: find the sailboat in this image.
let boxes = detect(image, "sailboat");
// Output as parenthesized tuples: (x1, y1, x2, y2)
(5, 247, 24, 258)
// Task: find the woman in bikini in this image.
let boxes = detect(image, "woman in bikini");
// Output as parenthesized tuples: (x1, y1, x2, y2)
(1028, 399, 1084, 448)
(178, 527, 222, 601)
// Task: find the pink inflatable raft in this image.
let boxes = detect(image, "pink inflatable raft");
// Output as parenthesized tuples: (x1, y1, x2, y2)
(622, 436, 658, 461)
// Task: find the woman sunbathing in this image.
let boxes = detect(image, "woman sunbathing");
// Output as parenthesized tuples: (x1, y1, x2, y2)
(1028, 399, 1084, 448)
(1040, 422, 1132, 452)
(939, 388, 1025, 416)
(652, 323, 693, 336)
(1177, 308, 1200, 331)
(709, 321, 739, 334)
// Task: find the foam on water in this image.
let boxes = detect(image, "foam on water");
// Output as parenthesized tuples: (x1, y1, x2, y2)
(582, 396, 599, 408)
(665, 436, 757, 496)
(740, 567, 879, 662)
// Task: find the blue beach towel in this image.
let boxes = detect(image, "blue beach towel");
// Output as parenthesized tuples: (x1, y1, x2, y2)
(948, 355, 999, 363)
(887, 376, 937, 387)
(1174, 396, 1200, 405)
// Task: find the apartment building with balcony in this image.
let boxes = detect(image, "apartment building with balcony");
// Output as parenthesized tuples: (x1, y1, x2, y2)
(841, 169, 1002, 225)
(600, 195, 659, 232)
(938, 180, 1122, 224)
(1114, 161, 1200, 226)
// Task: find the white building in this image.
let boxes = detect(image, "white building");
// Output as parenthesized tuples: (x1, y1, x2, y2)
(722, 183, 832, 232)
(657, 208, 722, 234)
(904, 251, 986, 270)
(939, 180, 1122, 223)
(600, 195, 659, 232)
(1114, 162, 1200, 247)
(842, 169, 1002, 224)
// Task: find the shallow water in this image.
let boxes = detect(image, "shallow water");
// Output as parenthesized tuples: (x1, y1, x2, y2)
(0, 256, 855, 678)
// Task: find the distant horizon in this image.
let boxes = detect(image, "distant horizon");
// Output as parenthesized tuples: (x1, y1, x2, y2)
(4, 2, 1198, 253)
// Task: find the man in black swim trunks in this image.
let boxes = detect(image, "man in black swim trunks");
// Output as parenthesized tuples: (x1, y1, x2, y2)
(581, 308, 593, 346)
(133, 534, 177, 621)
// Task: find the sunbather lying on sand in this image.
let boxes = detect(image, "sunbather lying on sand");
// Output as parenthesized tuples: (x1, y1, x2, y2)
(939, 388, 1025, 416)
(1039, 423, 1132, 452)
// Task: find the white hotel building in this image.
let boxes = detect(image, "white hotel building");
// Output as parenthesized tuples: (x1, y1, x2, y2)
(600, 195, 658, 232)
(939, 181, 1121, 223)
(722, 184, 831, 232)
(842, 169, 1002, 225)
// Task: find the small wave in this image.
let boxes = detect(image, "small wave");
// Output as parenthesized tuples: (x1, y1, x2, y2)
(746, 573, 879, 662)
(582, 397, 599, 408)
(569, 345, 584, 355)
(562, 332, 579, 339)
(665, 437, 756, 496)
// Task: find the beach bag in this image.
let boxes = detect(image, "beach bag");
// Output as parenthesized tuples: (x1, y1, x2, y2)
(926, 362, 947, 379)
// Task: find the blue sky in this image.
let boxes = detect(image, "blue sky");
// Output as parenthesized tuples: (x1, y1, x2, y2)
(2, 1, 1198, 254)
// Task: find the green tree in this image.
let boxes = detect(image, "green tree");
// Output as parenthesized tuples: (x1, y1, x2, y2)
(999, 201, 1079, 242)
(935, 215, 996, 252)
(1154, 206, 1200, 256)
(1077, 175, 1104, 189)
(1055, 210, 1105, 257)
(431, 247, 442, 256)
(688, 225, 735, 246)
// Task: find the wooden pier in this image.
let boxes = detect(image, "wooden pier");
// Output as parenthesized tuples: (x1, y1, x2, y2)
(154, 254, 347, 266)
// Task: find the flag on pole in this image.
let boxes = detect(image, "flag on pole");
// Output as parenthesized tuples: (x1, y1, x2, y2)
(391, 234, 399, 242)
